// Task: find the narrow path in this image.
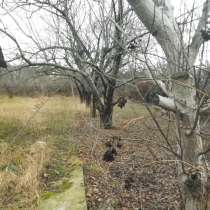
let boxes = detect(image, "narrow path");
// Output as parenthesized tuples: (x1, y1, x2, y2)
(38, 137, 87, 210)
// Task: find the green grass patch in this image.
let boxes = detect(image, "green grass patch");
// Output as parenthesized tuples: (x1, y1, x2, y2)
(113, 100, 149, 127)
(115, 100, 147, 119)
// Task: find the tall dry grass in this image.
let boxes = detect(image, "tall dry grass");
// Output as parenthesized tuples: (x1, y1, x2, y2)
(0, 95, 88, 210)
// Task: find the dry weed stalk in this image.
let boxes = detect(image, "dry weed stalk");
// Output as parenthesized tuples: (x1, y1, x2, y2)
(17, 141, 50, 195)
(0, 141, 50, 205)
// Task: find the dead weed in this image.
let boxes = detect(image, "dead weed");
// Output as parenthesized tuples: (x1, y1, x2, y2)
(0, 141, 50, 209)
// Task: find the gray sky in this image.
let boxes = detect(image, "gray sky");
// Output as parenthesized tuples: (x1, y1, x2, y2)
(0, 0, 208, 63)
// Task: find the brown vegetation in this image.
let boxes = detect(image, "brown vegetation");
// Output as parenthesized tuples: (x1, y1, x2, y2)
(0, 96, 180, 210)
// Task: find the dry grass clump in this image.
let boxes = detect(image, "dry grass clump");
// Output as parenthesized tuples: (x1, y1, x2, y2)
(0, 141, 50, 210)
(0, 143, 24, 193)
(18, 141, 50, 196)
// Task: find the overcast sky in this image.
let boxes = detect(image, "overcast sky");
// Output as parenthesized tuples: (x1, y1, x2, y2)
(0, 0, 208, 63)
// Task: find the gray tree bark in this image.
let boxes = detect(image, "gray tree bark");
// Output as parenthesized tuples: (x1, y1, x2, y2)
(126, 0, 210, 209)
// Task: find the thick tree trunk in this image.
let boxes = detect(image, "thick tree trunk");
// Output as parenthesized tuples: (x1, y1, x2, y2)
(99, 104, 113, 129)
(126, 1, 210, 209)
(162, 66, 210, 210)
(172, 74, 209, 210)
(177, 122, 209, 210)
(177, 118, 208, 210)
(99, 82, 115, 129)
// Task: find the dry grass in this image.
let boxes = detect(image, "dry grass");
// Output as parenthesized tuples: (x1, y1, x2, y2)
(0, 142, 50, 210)
(0, 95, 88, 210)
(0, 95, 87, 123)
(17, 142, 50, 200)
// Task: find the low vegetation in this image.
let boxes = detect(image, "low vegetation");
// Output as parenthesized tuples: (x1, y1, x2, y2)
(0, 95, 88, 210)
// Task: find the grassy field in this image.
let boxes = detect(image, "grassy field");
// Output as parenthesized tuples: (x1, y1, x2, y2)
(0, 95, 149, 210)
(0, 95, 89, 210)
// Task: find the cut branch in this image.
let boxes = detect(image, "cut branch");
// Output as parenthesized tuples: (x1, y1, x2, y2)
(156, 95, 176, 112)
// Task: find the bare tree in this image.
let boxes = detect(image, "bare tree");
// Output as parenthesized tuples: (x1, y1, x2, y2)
(0, 0, 127, 128)
(0, 0, 152, 128)
(126, 0, 210, 209)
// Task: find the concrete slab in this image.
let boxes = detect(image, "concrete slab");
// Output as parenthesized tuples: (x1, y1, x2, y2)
(38, 165, 87, 210)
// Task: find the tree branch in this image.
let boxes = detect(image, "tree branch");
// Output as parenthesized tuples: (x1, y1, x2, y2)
(189, 0, 210, 63)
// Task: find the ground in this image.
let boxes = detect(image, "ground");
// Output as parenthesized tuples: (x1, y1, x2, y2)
(0, 95, 180, 210)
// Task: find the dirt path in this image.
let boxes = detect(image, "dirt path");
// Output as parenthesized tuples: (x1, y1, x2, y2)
(38, 136, 87, 210)
(77, 113, 180, 210)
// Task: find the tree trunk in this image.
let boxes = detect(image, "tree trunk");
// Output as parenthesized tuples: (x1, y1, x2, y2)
(172, 74, 209, 210)
(99, 104, 113, 129)
(126, 0, 210, 209)
(71, 80, 75, 97)
(165, 50, 210, 210)
(90, 96, 97, 118)
(176, 118, 208, 210)
(99, 83, 115, 129)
